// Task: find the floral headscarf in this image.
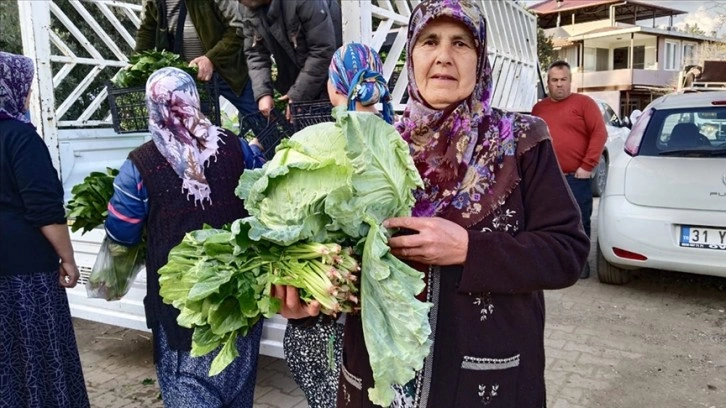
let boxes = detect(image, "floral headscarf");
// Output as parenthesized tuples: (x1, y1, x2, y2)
(329, 42, 394, 124)
(397, 0, 542, 227)
(145, 67, 224, 207)
(0, 52, 34, 123)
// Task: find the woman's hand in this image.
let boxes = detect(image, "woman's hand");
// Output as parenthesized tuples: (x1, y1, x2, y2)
(386, 216, 469, 265)
(271, 285, 320, 319)
(59, 260, 80, 288)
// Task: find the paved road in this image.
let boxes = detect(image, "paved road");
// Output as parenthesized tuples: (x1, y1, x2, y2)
(75, 200, 726, 408)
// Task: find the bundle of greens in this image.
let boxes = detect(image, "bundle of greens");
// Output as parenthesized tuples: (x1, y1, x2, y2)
(236, 107, 431, 406)
(158, 227, 360, 375)
(87, 237, 145, 300)
(66, 168, 118, 234)
(112, 50, 197, 88)
(67, 168, 148, 300)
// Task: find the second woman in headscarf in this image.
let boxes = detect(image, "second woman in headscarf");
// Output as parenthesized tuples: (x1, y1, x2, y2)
(275, 42, 395, 408)
(105, 67, 265, 408)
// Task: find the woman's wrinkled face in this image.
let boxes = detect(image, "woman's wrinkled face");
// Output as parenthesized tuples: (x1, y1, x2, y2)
(411, 17, 478, 109)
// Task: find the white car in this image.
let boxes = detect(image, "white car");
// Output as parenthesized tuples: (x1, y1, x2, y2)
(597, 91, 726, 284)
(591, 99, 631, 196)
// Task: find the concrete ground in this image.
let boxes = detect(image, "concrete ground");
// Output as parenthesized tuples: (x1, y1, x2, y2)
(75, 200, 726, 408)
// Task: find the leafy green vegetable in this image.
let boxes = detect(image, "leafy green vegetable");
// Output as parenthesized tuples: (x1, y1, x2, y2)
(112, 50, 198, 88)
(66, 167, 118, 234)
(159, 225, 360, 375)
(236, 107, 431, 406)
(87, 237, 145, 300)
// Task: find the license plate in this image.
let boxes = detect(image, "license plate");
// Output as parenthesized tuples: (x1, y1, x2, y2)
(680, 226, 726, 250)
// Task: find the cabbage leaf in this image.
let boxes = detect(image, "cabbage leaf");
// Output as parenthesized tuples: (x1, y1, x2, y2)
(236, 107, 432, 406)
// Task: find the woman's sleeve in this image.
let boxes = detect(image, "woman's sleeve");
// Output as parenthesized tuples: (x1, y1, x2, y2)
(458, 121, 590, 294)
(104, 160, 148, 246)
(239, 138, 265, 169)
(10, 128, 66, 227)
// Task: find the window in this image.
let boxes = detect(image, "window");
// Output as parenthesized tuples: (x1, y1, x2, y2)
(583, 47, 609, 72)
(613, 47, 629, 69)
(682, 43, 697, 66)
(665, 41, 680, 71)
(632, 46, 645, 69)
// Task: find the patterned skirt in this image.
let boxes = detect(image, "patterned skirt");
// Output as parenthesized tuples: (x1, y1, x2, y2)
(0, 271, 90, 408)
(284, 316, 344, 408)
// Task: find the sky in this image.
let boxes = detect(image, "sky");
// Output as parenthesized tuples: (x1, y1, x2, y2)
(523, 1, 726, 37)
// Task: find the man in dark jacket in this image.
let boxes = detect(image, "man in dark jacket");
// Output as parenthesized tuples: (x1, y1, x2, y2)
(239, 0, 342, 120)
(135, 0, 257, 117)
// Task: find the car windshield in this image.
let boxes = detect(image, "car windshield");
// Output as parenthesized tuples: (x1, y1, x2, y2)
(637, 106, 726, 157)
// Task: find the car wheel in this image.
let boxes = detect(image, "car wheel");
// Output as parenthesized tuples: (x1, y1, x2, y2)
(596, 244, 631, 285)
(591, 154, 607, 197)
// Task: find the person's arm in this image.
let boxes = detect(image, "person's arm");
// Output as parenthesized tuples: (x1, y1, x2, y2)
(285, 0, 338, 102)
(458, 119, 589, 294)
(241, 8, 274, 102)
(105, 160, 148, 246)
(40, 224, 79, 287)
(134, 0, 159, 52)
(203, 1, 245, 70)
(239, 137, 266, 169)
(580, 97, 608, 173)
(9, 126, 79, 287)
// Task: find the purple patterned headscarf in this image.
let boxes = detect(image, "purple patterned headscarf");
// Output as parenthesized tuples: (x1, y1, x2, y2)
(397, 0, 532, 227)
(145, 67, 224, 207)
(0, 52, 34, 123)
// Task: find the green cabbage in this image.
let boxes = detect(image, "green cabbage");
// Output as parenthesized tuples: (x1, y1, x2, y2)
(236, 107, 432, 406)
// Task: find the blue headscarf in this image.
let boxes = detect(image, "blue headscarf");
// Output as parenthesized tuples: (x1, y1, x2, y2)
(328, 42, 394, 124)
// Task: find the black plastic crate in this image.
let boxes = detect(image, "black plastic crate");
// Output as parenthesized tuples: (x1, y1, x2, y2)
(239, 109, 295, 160)
(107, 80, 220, 134)
(289, 100, 335, 131)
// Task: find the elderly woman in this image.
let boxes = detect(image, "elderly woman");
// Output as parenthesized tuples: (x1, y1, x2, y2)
(277, 42, 395, 408)
(279, 1, 590, 407)
(0, 52, 90, 407)
(105, 67, 265, 407)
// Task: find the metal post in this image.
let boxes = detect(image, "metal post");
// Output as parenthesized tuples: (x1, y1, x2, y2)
(342, 0, 372, 44)
(18, 0, 61, 178)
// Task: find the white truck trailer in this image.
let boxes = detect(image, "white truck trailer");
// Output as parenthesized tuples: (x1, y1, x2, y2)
(18, 0, 540, 359)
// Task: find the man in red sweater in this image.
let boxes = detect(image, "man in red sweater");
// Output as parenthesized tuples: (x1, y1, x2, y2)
(532, 60, 607, 279)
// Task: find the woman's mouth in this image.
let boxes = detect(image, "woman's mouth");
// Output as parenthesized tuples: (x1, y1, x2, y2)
(431, 74, 456, 81)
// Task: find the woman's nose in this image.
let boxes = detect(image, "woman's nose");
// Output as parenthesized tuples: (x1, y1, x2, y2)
(435, 44, 453, 65)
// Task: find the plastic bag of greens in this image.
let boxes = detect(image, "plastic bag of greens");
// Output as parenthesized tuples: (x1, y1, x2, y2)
(87, 236, 145, 300)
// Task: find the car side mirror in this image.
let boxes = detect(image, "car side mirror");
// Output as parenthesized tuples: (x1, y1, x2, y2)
(620, 117, 632, 129)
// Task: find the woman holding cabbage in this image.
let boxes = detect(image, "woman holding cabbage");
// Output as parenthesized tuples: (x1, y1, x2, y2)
(274, 0, 590, 407)
(276, 42, 395, 408)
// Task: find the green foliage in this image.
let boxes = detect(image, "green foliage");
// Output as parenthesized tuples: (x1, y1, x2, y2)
(236, 107, 430, 406)
(112, 50, 198, 88)
(680, 23, 706, 36)
(537, 27, 557, 70)
(66, 168, 119, 234)
(0, 1, 22, 54)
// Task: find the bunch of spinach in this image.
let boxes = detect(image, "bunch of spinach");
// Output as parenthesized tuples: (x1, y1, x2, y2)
(236, 107, 431, 406)
(66, 167, 119, 234)
(112, 50, 197, 88)
(158, 226, 360, 375)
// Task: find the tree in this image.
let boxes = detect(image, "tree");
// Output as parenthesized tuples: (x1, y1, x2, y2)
(0, 0, 22, 54)
(537, 27, 556, 70)
(680, 23, 706, 36)
(695, 41, 726, 64)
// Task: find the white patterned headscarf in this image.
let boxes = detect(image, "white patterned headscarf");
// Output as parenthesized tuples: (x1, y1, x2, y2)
(145, 67, 224, 207)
